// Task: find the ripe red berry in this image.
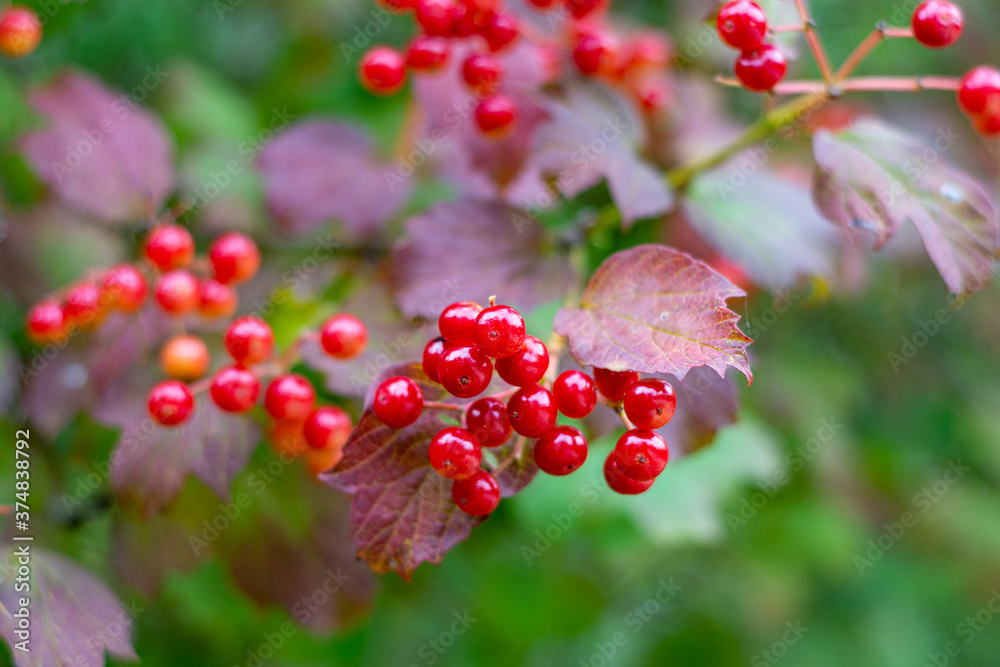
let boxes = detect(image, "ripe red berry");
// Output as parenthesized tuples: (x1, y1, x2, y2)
(224, 316, 274, 364)
(265, 374, 317, 422)
(429, 427, 483, 480)
(974, 111, 1000, 136)
(495, 335, 549, 386)
(632, 74, 674, 116)
(552, 370, 598, 419)
(573, 29, 618, 76)
(26, 300, 66, 344)
(0, 6, 42, 59)
(593, 368, 640, 403)
(415, 0, 454, 36)
(526, 0, 558, 7)
(475, 95, 518, 137)
(533, 426, 588, 476)
(148, 380, 195, 427)
(144, 225, 195, 271)
(957, 67, 1000, 116)
(63, 283, 106, 330)
(303, 406, 353, 451)
(438, 301, 483, 345)
(716, 0, 768, 51)
(625, 31, 672, 72)
(360, 46, 407, 95)
(506, 384, 557, 438)
(154, 271, 200, 315)
(614, 429, 669, 481)
(422, 337, 450, 383)
(198, 279, 238, 318)
(735, 45, 787, 92)
(623, 379, 677, 430)
(462, 54, 504, 96)
(160, 334, 210, 381)
(305, 446, 344, 476)
(438, 345, 494, 398)
(452, 469, 501, 515)
(603, 451, 654, 495)
(406, 35, 451, 72)
(373, 376, 424, 428)
(483, 12, 519, 52)
(209, 232, 260, 285)
(210, 366, 261, 413)
(565, 0, 607, 19)
(320, 314, 368, 359)
(465, 396, 512, 447)
(911, 0, 963, 49)
(102, 264, 148, 312)
(474, 304, 525, 358)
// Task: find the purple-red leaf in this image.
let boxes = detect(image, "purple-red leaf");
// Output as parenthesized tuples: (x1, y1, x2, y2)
(553, 244, 752, 383)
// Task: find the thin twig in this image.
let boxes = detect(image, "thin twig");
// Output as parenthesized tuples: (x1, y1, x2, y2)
(791, 0, 834, 83)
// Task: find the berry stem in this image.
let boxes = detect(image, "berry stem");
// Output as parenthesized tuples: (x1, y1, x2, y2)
(493, 435, 528, 474)
(424, 401, 465, 412)
(769, 25, 806, 34)
(832, 22, 914, 83)
(715, 75, 963, 95)
(616, 407, 636, 431)
(791, 0, 834, 83)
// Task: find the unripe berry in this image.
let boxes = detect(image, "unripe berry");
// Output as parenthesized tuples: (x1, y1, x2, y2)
(495, 335, 549, 386)
(623, 379, 677, 430)
(373, 376, 424, 428)
(0, 7, 41, 59)
(148, 380, 195, 426)
(209, 232, 260, 285)
(269, 420, 309, 458)
(304, 406, 353, 451)
(439, 301, 483, 345)
(465, 396, 512, 447)
(198, 279, 238, 318)
(224, 316, 274, 364)
(210, 366, 261, 413)
(533, 426, 588, 476)
(552, 370, 598, 419)
(422, 336, 450, 383)
(452, 469, 501, 515)
(320, 314, 368, 359)
(506, 384, 557, 438)
(407, 35, 451, 72)
(911, 0, 963, 49)
(716, 0, 768, 51)
(475, 95, 518, 138)
(474, 304, 525, 358)
(593, 368, 639, 403)
(305, 446, 344, 477)
(957, 67, 1000, 117)
(734, 45, 787, 92)
(462, 54, 504, 96)
(438, 345, 494, 398)
(144, 225, 195, 271)
(429, 427, 483, 480)
(160, 335, 210, 381)
(264, 374, 317, 422)
(360, 46, 407, 95)
(154, 271, 200, 315)
(102, 264, 148, 312)
(63, 283, 106, 330)
(614, 429, 669, 481)
(604, 451, 654, 495)
(26, 300, 66, 344)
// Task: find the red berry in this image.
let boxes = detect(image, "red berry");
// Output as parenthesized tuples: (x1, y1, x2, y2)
(573, 29, 618, 76)
(406, 35, 451, 72)
(447, 1, 477, 37)
(0, 6, 42, 59)
(552, 370, 597, 419)
(465, 396, 512, 447)
(209, 232, 260, 285)
(102, 264, 148, 312)
(716, 0, 768, 51)
(26, 300, 66, 344)
(495, 335, 548, 386)
(148, 380, 195, 426)
(475, 95, 518, 137)
(632, 74, 674, 116)
(623, 379, 677, 430)
(63, 283, 106, 330)
(438, 345, 494, 398)
(452, 469, 501, 515)
(429, 427, 483, 480)
(533, 426, 588, 476)
(734, 45, 787, 92)
(270, 420, 308, 458)
(438, 301, 483, 345)
(154, 271, 200, 315)
(565, 0, 607, 19)
(265, 374, 317, 422)
(422, 336, 450, 383)
(374, 376, 424, 428)
(415, 0, 454, 36)
(603, 451, 654, 495)
(144, 225, 195, 271)
(974, 111, 1000, 136)
(210, 366, 261, 413)
(224, 316, 274, 364)
(462, 54, 504, 96)
(912, 0, 963, 49)
(957, 67, 1000, 116)
(593, 368, 640, 403)
(614, 428, 669, 481)
(483, 12, 519, 52)
(303, 406, 353, 451)
(320, 314, 368, 359)
(474, 304, 525, 358)
(526, 0, 557, 7)
(198, 279, 238, 318)
(360, 46, 407, 95)
(506, 384, 557, 438)
(160, 334, 210, 381)
(625, 31, 672, 72)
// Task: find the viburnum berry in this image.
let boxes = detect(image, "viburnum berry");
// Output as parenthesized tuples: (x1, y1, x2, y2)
(102, 264, 147, 312)
(623, 379, 677, 430)
(625, 31, 672, 72)
(975, 111, 1000, 136)
(462, 54, 504, 96)
(552, 370, 598, 419)
(475, 95, 518, 137)
(198, 279, 238, 318)
(526, 0, 558, 8)
(0, 6, 42, 59)
(716, 0, 768, 52)
(160, 335, 210, 381)
(209, 232, 260, 285)
(593, 368, 640, 403)
(475, 304, 525, 358)
(360, 46, 407, 95)
(224, 316, 274, 365)
(565, 0, 607, 20)
(438, 345, 494, 398)
(148, 380, 195, 427)
(533, 426, 588, 476)
(269, 420, 309, 458)
(614, 428, 669, 481)
(439, 301, 483, 345)
(603, 451, 654, 495)
(264, 374, 317, 422)
(415, 0, 454, 36)
(573, 29, 618, 76)
(305, 446, 344, 477)
(373, 376, 424, 428)
(495, 335, 549, 386)
(320, 314, 368, 359)
(26, 300, 65, 344)
(154, 270, 200, 315)
(483, 12, 519, 52)
(303, 406, 353, 451)
(210, 366, 261, 413)
(422, 337, 449, 383)
(144, 225, 195, 271)
(735, 45, 787, 92)
(506, 384, 557, 438)
(429, 427, 483, 480)
(63, 283, 106, 330)
(957, 67, 1000, 116)
(911, 0, 963, 49)
(465, 396, 512, 447)
(632, 75, 674, 116)
(452, 469, 501, 516)
(406, 35, 451, 72)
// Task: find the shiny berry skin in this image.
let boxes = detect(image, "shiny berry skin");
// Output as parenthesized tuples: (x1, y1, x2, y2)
(265, 374, 317, 422)
(102, 264, 147, 312)
(26, 300, 65, 344)
(735, 45, 787, 92)
(716, 0, 767, 51)
(593, 368, 640, 403)
(144, 225, 195, 271)
(438, 301, 483, 345)
(210, 366, 261, 413)
(320, 314, 368, 359)
(422, 337, 450, 383)
(209, 233, 260, 285)
(429, 427, 483, 480)
(623, 379, 677, 430)
(224, 316, 274, 364)
(533, 426, 588, 476)
(474, 304, 525, 358)
(483, 12, 519, 52)
(552, 370, 598, 419)
(495, 335, 548, 386)
(148, 380, 195, 427)
(957, 67, 1000, 116)
(63, 283, 106, 329)
(452, 469, 501, 515)
(303, 406, 353, 451)
(0, 6, 42, 59)
(604, 451, 654, 495)
(462, 54, 504, 96)
(573, 30, 618, 76)
(406, 35, 451, 72)
(438, 345, 494, 398)
(153, 271, 199, 315)
(465, 396, 512, 447)
(475, 95, 518, 138)
(198, 279, 238, 318)
(373, 376, 424, 428)
(912, 0, 963, 49)
(415, 0, 454, 36)
(614, 429, 669, 481)
(565, 0, 606, 19)
(160, 335, 210, 381)
(360, 46, 407, 95)
(506, 384, 557, 438)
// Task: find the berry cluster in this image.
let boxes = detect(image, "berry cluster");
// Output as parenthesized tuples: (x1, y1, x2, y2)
(716, 0, 787, 92)
(0, 5, 41, 59)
